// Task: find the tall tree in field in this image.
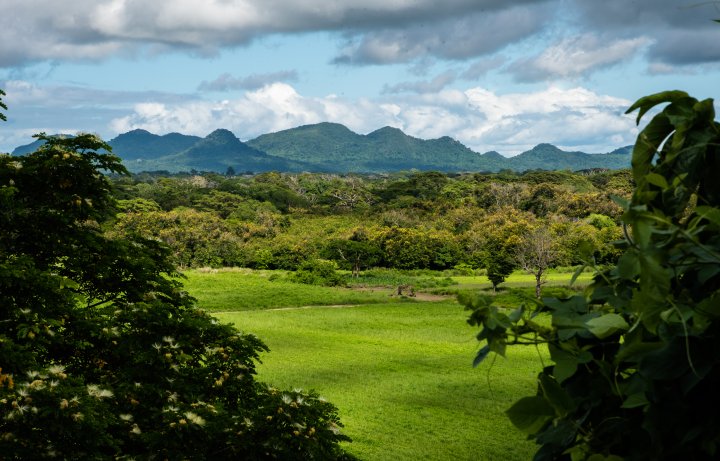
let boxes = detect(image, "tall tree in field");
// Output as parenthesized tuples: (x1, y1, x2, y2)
(0, 130, 353, 459)
(515, 226, 557, 299)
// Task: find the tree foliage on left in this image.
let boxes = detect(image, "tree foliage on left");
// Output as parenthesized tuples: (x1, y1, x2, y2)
(0, 132, 354, 460)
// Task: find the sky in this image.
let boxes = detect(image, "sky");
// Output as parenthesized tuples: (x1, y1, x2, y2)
(1, 0, 719, 156)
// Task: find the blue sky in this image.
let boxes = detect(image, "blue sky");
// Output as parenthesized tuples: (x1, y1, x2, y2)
(1, 0, 719, 156)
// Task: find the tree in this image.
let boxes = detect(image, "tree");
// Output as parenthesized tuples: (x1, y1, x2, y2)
(0, 133, 353, 459)
(465, 208, 534, 291)
(464, 91, 720, 460)
(323, 229, 382, 277)
(514, 226, 557, 298)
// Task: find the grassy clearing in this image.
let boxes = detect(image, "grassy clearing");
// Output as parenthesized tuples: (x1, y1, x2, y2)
(217, 302, 543, 461)
(182, 267, 592, 312)
(182, 268, 402, 311)
(450, 269, 594, 291)
(181, 268, 584, 459)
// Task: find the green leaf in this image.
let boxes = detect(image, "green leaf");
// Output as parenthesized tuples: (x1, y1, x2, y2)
(625, 90, 690, 124)
(587, 455, 624, 461)
(645, 172, 669, 189)
(472, 345, 490, 368)
(616, 251, 640, 280)
(549, 344, 579, 383)
(695, 206, 720, 227)
(505, 396, 555, 434)
(508, 306, 523, 323)
(621, 392, 649, 409)
(631, 113, 672, 183)
(539, 374, 576, 416)
(585, 314, 629, 339)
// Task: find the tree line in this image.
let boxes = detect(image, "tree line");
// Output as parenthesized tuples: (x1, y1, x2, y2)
(109, 169, 631, 291)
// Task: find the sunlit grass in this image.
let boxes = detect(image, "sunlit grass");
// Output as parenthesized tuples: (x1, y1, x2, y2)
(451, 269, 594, 290)
(217, 302, 543, 461)
(182, 268, 402, 311)
(180, 268, 575, 459)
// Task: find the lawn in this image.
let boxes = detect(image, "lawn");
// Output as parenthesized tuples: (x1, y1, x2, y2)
(182, 269, 559, 460)
(182, 268, 402, 311)
(216, 303, 542, 460)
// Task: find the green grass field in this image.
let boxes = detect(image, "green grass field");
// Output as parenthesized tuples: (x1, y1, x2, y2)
(181, 269, 580, 460)
(183, 268, 403, 311)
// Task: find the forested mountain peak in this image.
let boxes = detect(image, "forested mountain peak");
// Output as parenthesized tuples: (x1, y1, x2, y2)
(203, 128, 243, 145)
(367, 126, 409, 138)
(110, 129, 201, 160)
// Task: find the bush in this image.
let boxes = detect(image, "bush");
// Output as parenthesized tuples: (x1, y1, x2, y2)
(289, 259, 346, 287)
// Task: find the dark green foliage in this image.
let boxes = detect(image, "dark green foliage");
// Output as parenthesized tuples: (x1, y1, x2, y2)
(463, 91, 720, 460)
(376, 227, 462, 270)
(485, 252, 515, 292)
(289, 259, 346, 287)
(323, 231, 383, 277)
(0, 133, 353, 459)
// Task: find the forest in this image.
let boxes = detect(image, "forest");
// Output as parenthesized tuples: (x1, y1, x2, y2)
(108, 168, 631, 290)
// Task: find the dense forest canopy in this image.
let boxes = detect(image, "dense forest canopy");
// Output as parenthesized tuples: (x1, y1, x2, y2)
(107, 169, 631, 282)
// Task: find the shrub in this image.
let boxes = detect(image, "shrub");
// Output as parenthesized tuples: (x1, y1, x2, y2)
(290, 259, 346, 287)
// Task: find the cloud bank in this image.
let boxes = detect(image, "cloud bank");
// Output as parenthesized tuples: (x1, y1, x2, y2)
(2, 0, 718, 76)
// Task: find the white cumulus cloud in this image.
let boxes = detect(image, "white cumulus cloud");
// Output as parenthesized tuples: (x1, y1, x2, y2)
(108, 83, 638, 155)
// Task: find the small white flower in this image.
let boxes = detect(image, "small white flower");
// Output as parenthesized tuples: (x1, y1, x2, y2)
(87, 385, 113, 399)
(47, 365, 65, 375)
(15, 405, 29, 415)
(152, 343, 162, 351)
(281, 394, 293, 405)
(119, 414, 133, 422)
(185, 411, 205, 426)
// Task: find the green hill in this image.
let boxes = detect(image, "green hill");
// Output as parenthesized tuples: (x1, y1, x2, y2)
(129, 129, 312, 173)
(10, 123, 633, 173)
(247, 123, 496, 172)
(110, 129, 201, 160)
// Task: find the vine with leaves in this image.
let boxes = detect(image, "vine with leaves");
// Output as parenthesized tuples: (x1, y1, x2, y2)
(463, 90, 720, 460)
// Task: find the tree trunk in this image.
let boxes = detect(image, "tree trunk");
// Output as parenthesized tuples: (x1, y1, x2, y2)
(535, 270, 543, 299)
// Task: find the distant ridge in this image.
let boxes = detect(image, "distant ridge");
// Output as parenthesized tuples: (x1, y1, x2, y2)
(110, 129, 201, 160)
(10, 123, 633, 174)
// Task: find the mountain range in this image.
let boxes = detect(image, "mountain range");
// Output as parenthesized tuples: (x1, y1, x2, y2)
(10, 122, 632, 173)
